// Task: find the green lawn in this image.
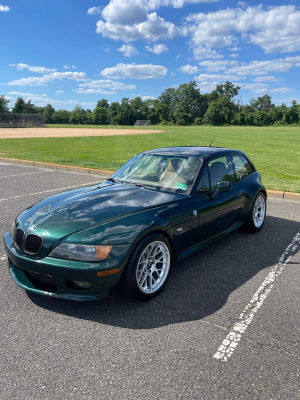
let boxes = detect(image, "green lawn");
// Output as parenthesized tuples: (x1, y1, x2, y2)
(1, 125, 299, 193)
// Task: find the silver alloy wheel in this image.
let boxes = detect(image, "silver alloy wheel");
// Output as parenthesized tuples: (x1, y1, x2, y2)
(253, 195, 266, 228)
(136, 241, 170, 294)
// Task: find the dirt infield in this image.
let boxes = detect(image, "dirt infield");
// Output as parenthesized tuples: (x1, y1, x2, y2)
(0, 127, 163, 139)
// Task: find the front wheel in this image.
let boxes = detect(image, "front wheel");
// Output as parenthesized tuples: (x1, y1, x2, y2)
(243, 193, 266, 233)
(122, 234, 172, 300)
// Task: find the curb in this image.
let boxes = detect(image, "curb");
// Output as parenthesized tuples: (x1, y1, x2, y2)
(0, 157, 112, 177)
(0, 156, 299, 201)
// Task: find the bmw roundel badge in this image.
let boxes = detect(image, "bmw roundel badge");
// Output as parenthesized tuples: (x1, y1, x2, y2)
(28, 225, 36, 232)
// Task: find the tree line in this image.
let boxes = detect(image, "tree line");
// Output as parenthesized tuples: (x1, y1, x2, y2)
(1, 81, 299, 126)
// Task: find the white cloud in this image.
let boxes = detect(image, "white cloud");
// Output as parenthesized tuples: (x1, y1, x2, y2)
(101, 0, 221, 22)
(176, 54, 180, 59)
(117, 45, 139, 57)
(75, 88, 117, 95)
(149, 0, 221, 7)
(195, 73, 246, 81)
(238, 83, 269, 93)
(198, 60, 238, 72)
(78, 79, 136, 90)
(63, 65, 70, 69)
(7, 72, 87, 86)
(8, 91, 46, 97)
(253, 76, 278, 83)
(80, 102, 97, 106)
(269, 87, 294, 93)
(142, 95, 156, 101)
(229, 54, 239, 59)
(72, 66, 76, 69)
(248, 6, 300, 54)
(186, 5, 300, 56)
(196, 81, 220, 93)
(56, 90, 64, 94)
(101, 0, 148, 25)
(97, 11, 181, 42)
(9, 63, 57, 73)
(179, 64, 198, 74)
(226, 56, 300, 76)
(0, 5, 9, 12)
(7, 92, 79, 105)
(87, 6, 102, 15)
(273, 97, 299, 105)
(100, 63, 167, 79)
(192, 46, 223, 60)
(145, 44, 168, 54)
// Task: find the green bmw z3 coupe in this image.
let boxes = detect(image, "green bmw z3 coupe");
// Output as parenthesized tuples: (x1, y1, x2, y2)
(4, 147, 267, 301)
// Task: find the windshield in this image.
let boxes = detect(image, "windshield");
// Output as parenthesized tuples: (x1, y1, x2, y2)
(111, 153, 201, 193)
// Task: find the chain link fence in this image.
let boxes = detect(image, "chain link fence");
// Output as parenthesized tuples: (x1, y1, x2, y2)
(0, 114, 44, 128)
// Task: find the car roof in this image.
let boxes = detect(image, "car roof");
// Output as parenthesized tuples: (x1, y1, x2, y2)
(143, 146, 244, 158)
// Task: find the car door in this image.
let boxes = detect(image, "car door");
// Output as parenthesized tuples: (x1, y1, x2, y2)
(195, 155, 243, 242)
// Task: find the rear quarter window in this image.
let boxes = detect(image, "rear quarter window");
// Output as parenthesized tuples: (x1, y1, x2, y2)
(233, 155, 254, 181)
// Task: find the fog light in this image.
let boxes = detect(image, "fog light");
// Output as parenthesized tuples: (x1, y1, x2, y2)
(73, 281, 91, 289)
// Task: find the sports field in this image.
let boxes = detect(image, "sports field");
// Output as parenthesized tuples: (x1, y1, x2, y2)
(0, 125, 299, 193)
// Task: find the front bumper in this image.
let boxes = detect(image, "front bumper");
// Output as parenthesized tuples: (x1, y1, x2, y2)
(4, 231, 130, 301)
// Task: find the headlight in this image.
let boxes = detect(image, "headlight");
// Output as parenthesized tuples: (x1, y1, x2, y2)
(9, 221, 15, 240)
(48, 243, 112, 262)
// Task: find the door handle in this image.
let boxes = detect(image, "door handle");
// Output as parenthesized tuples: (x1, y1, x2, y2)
(235, 192, 243, 199)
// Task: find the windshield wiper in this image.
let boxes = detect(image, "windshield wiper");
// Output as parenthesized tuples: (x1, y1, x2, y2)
(106, 177, 120, 184)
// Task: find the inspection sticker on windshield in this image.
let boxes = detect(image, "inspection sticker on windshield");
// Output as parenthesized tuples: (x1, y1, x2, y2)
(176, 183, 187, 190)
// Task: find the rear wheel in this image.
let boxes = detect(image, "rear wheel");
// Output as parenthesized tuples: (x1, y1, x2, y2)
(122, 234, 172, 300)
(243, 193, 266, 233)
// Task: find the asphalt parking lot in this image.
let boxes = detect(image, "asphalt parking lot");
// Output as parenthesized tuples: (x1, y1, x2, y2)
(0, 162, 299, 400)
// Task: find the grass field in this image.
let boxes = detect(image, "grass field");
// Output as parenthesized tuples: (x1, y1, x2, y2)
(0, 125, 299, 193)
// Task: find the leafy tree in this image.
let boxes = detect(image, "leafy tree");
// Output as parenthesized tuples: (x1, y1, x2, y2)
(52, 109, 70, 124)
(93, 107, 108, 125)
(108, 102, 121, 125)
(12, 97, 26, 113)
(286, 100, 299, 124)
(210, 81, 241, 101)
(250, 94, 274, 112)
(158, 88, 176, 121)
(24, 100, 36, 114)
(216, 81, 241, 99)
(119, 98, 133, 125)
(96, 99, 109, 109)
(171, 81, 205, 125)
(130, 97, 145, 120)
(0, 95, 10, 113)
(34, 106, 46, 114)
(43, 104, 55, 124)
(204, 95, 237, 125)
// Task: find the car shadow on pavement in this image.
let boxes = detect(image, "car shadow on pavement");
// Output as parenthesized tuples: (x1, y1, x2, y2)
(27, 215, 300, 330)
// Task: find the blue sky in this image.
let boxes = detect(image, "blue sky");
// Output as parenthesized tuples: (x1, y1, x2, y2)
(1, 0, 299, 110)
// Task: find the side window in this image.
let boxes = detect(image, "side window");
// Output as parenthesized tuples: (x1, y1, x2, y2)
(196, 166, 210, 192)
(208, 156, 234, 191)
(233, 155, 253, 181)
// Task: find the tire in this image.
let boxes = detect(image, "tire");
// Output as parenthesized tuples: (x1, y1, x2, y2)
(243, 192, 267, 233)
(122, 233, 172, 300)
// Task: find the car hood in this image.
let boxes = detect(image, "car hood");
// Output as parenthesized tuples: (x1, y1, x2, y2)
(16, 181, 182, 239)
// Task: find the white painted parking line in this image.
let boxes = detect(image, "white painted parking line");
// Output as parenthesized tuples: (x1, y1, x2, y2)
(0, 182, 100, 202)
(0, 171, 53, 179)
(213, 230, 300, 362)
(0, 255, 7, 261)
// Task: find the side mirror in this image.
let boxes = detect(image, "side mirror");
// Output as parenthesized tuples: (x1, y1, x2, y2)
(210, 181, 232, 199)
